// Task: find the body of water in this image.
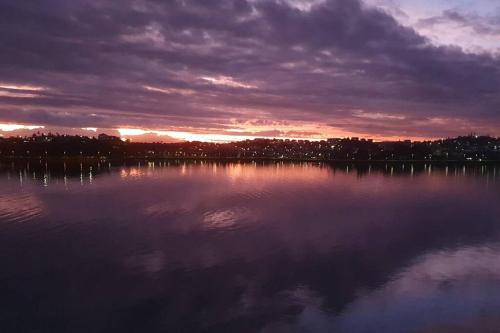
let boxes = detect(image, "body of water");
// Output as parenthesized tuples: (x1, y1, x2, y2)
(1, 160, 500, 332)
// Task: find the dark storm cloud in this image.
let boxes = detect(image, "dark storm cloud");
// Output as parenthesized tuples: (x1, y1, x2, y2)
(0, 0, 499, 137)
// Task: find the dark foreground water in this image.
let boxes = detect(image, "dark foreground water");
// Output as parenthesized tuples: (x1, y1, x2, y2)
(1, 160, 500, 333)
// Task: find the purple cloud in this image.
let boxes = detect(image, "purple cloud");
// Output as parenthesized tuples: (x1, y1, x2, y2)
(0, 0, 499, 140)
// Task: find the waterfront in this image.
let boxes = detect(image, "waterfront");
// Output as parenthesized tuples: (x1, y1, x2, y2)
(1, 161, 500, 332)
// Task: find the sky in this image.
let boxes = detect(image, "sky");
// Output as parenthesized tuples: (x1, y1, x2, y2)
(0, 0, 499, 142)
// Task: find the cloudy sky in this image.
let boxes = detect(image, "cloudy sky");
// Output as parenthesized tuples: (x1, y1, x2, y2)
(0, 0, 499, 141)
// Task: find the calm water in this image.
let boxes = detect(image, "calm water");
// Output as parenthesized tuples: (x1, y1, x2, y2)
(1, 160, 500, 333)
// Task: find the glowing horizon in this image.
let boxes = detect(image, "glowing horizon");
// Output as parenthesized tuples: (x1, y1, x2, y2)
(0, 123, 440, 143)
(0, 123, 45, 132)
(117, 127, 324, 143)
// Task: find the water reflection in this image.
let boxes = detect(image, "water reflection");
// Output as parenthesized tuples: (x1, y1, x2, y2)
(1, 159, 500, 187)
(0, 160, 499, 332)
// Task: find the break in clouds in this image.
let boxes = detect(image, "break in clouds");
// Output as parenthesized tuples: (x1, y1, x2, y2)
(0, 0, 499, 140)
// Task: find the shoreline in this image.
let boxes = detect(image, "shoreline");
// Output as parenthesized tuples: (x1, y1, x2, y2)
(1, 156, 499, 164)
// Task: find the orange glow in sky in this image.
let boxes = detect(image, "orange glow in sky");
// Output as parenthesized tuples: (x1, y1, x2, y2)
(116, 127, 324, 142)
(0, 84, 46, 91)
(0, 123, 45, 132)
(0, 123, 433, 143)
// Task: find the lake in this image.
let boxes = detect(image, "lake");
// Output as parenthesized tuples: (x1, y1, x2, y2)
(1, 160, 500, 333)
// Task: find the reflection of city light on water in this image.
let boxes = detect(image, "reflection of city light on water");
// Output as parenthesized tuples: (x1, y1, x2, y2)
(120, 168, 142, 178)
(226, 163, 243, 180)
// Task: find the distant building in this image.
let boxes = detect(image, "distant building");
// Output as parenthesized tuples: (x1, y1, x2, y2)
(98, 134, 121, 142)
(327, 138, 342, 144)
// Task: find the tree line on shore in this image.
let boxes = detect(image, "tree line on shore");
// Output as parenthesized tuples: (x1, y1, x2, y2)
(1, 133, 499, 161)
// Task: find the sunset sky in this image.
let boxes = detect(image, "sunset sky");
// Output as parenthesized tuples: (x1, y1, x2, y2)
(0, 0, 499, 142)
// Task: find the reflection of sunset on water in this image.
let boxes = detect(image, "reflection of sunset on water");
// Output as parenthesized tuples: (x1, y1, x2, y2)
(1, 161, 500, 332)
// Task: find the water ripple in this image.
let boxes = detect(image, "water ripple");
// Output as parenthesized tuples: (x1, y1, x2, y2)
(0, 192, 45, 223)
